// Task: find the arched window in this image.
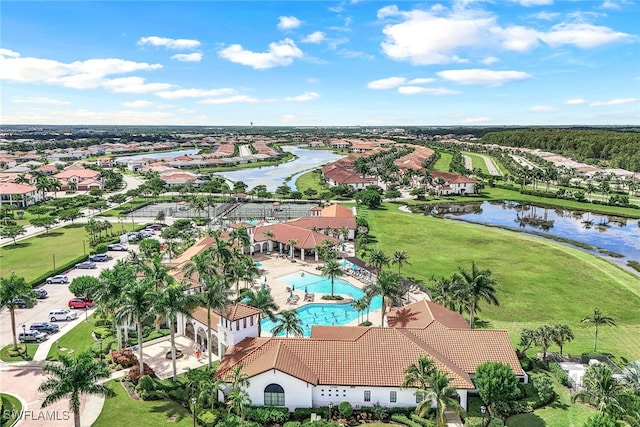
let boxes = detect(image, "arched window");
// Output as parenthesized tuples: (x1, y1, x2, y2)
(264, 383, 285, 406)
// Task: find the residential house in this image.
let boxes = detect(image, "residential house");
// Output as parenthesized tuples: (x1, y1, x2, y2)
(0, 182, 41, 207)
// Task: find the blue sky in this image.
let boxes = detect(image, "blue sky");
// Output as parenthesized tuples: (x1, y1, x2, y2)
(1, 0, 639, 126)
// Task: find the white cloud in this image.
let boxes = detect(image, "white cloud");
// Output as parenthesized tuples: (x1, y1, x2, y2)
(277, 16, 302, 31)
(284, 92, 320, 102)
(589, 98, 638, 106)
(408, 78, 436, 85)
(397, 86, 461, 95)
(199, 95, 260, 104)
(171, 53, 202, 62)
(565, 98, 587, 105)
(530, 105, 558, 112)
(366, 77, 406, 89)
(0, 48, 20, 58)
(463, 116, 492, 124)
(481, 56, 500, 65)
(156, 88, 237, 99)
(218, 38, 303, 69)
(542, 23, 634, 48)
(437, 69, 532, 86)
(491, 26, 541, 52)
(338, 50, 374, 60)
(508, 0, 553, 6)
(531, 11, 561, 20)
(123, 100, 153, 108)
(12, 96, 70, 105)
(600, 0, 632, 10)
(281, 114, 296, 122)
(101, 77, 172, 93)
(302, 31, 326, 44)
(137, 36, 200, 50)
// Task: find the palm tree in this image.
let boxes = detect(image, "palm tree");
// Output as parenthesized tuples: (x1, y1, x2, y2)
(229, 226, 250, 253)
(115, 280, 155, 374)
(156, 282, 198, 381)
(0, 273, 33, 351)
(320, 259, 343, 297)
(582, 308, 616, 353)
(96, 262, 136, 350)
(366, 247, 390, 274)
(621, 361, 640, 395)
(351, 297, 369, 325)
(244, 289, 279, 325)
(271, 310, 304, 337)
(226, 365, 251, 419)
(392, 250, 410, 276)
(287, 239, 298, 259)
(457, 262, 499, 329)
(553, 324, 575, 358)
(572, 363, 626, 416)
(533, 324, 555, 361)
(38, 353, 113, 427)
(198, 273, 233, 369)
(365, 270, 403, 327)
(420, 369, 464, 427)
(402, 355, 435, 392)
(181, 250, 217, 292)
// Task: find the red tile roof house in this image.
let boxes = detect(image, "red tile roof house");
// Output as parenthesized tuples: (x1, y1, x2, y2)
(430, 171, 476, 195)
(0, 182, 42, 207)
(215, 300, 526, 411)
(53, 166, 103, 191)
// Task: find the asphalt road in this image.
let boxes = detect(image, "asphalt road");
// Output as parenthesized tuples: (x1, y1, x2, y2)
(0, 249, 132, 348)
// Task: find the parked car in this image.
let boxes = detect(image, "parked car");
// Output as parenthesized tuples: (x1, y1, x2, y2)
(46, 275, 69, 284)
(68, 298, 93, 309)
(19, 330, 48, 343)
(107, 243, 128, 251)
(88, 253, 109, 262)
(75, 261, 97, 269)
(140, 229, 155, 238)
(147, 224, 165, 231)
(11, 299, 27, 308)
(30, 322, 59, 334)
(49, 309, 78, 322)
(34, 288, 48, 299)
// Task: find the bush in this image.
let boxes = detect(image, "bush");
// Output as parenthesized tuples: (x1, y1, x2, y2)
(338, 401, 353, 418)
(245, 406, 290, 424)
(93, 318, 113, 328)
(93, 327, 113, 339)
(549, 362, 569, 387)
(137, 389, 167, 401)
(391, 414, 422, 427)
(93, 243, 108, 254)
(411, 414, 435, 426)
(91, 336, 116, 357)
(109, 349, 137, 368)
(294, 407, 329, 421)
(197, 410, 221, 427)
(283, 422, 302, 427)
(127, 363, 155, 385)
(215, 414, 261, 427)
(135, 375, 155, 392)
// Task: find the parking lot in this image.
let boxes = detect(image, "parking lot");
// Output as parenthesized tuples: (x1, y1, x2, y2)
(0, 249, 133, 348)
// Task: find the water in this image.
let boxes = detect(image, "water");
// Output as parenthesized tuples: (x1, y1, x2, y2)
(216, 146, 344, 192)
(429, 201, 640, 261)
(261, 272, 382, 336)
(115, 149, 199, 162)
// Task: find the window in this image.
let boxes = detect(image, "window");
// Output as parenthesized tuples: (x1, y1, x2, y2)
(364, 390, 371, 402)
(390, 391, 397, 403)
(264, 384, 285, 406)
(243, 318, 247, 328)
(236, 321, 239, 331)
(250, 316, 254, 326)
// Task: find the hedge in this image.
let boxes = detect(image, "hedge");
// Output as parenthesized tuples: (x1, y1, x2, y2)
(549, 362, 570, 387)
(391, 414, 423, 427)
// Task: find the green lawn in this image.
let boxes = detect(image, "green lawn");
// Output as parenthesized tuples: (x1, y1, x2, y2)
(1, 393, 22, 427)
(0, 343, 39, 362)
(432, 150, 453, 172)
(360, 205, 640, 360)
(93, 380, 193, 427)
(295, 170, 327, 195)
(0, 223, 140, 283)
(463, 152, 490, 174)
(47, 313, 101, 361)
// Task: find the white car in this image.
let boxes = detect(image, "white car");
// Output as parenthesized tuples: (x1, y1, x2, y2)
(46, 275, 69, 284)
(49, 309, 78, 322)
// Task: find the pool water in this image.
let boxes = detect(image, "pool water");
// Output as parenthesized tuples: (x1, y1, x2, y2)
(260, 272, 382, 336)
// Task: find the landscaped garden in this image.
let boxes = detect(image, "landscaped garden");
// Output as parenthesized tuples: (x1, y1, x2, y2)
(0, 393, 22, 427)
(0, 343, 39, 362)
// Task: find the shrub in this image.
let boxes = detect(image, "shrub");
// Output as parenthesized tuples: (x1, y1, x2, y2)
(246, 406, 290, 424)
(93, 327, 113, 339)
(127, 363, 155, 385)
(93, 318, 113, 328)
(338, 401, 353, 418)
(215, 414, 261, 427)
(135, 375, 155, 392)
(294, 407, 329, 421)
(411, 413, 435, 426)
(391, 414, 422, 427)
(283, 422, 302, 427)
(138, 389, 167, 401)
(93, 243, 108, 254)
(549, 362, 569, 387)
(197, 410, 221, 427)
(109, 349, 137, 368)
(531, 373, 555, 407)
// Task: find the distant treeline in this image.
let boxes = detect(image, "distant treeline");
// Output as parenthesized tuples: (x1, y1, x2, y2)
(479, 128, 640, 172)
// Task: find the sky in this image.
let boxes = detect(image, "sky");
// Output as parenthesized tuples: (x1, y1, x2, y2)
(1, 0, 639, 127)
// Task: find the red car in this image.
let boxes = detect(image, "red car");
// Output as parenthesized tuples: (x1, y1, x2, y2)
(68, 298, 93, 309)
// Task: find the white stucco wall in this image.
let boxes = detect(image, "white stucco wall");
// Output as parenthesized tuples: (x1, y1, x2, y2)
(247, 370, 313, 411)
(311, 385, 418, 409)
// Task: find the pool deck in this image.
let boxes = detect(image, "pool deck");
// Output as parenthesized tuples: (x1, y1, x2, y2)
(251, 244, 430, 335)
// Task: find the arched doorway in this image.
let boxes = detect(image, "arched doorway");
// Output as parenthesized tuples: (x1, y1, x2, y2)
(196, 327, 207, 347)
(264, 383, 285, 406)
(211, 334, 219, 356)
(185, 323, 195, 341)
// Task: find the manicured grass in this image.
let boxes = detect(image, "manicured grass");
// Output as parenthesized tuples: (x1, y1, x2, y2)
(0, 343, 39, 362)
(47, 314, 100, 361)
(295, 170, 327, 195)
(432, 150, 452, 171)
(93, 380, 193, 427)
(1, 393, 22, 427)
(463, 152, 490, 174)
(360, 204, 640, 360)
(0, 223, 141, 283)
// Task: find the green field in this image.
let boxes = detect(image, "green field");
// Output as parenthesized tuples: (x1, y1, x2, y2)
(0, 223, 140, 283)
(360, 205, 640, 360)
(93, 380, 193, 427)
(432, 150, 452, 172)
(463, 152, 490, 174)
(295, 170, 327, 195)
(0, 393, 23, 427)
(0, 343, 39, 362)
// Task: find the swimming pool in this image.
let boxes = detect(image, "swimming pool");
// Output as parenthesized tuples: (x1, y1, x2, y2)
(261, 272, 382, 336)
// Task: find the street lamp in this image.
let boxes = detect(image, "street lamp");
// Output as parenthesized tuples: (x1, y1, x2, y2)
(328, 401, 333, 419)
(22, 324, 27, 358)
(52, 253, 56, 271)
(191, 397, 197, 427)
(480, 405, 487, 427)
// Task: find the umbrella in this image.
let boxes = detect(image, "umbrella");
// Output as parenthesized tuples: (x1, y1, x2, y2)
(290, 290, 294, 298)
(304, 286, 308, 293)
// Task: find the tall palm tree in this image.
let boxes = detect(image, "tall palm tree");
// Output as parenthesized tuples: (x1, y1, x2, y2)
(0, 273, 33, 351)
(392, 250, 410, 276)
(402, 355, 435, 392)
(115, 280, 155, 374)
(156, 282, 199, 381)
(96, 262, 136, 350)
(366, 247, 390, 274)
(244, 289, 279, 324)
(320, 259, 343, 297)
(198, 273, 233, 369)
(38, 353, 113, 427)
(581, 308, 616, 353)
(552, 324, 575, 358)
(210, 234, 233, 273)
(533, 324, 555, 361)
(181, 250, 217, 292)
(229, 226, 250, 253)
(572, 363, 626, 416)
(420, 369, 464, 427)
(271, 310, 304, 337)
(365, 270, 403, 327)
(225, 364, 251, 419)
(287, 239, 298, 258)
(457, 262, 499, 329)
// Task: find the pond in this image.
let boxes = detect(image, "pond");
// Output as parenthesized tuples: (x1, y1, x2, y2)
(425, 201, 640, 262)
(216, 146, 344, 192)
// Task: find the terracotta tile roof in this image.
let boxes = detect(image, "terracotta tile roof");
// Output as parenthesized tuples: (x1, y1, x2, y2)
(253, 223, 339, 249)
(191, 306, 220, 331)
(320, 204, 354, 218)
(387, 300, 470, 329)
(215, 303, 262, 321)
(0, 182, 37, 194)
(286, 216, 356, 231)
(54, 167, 100, 179)
(431, 171, 475, 184)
